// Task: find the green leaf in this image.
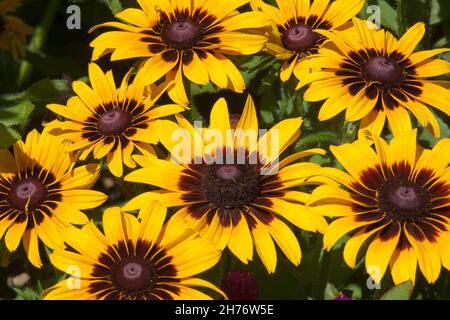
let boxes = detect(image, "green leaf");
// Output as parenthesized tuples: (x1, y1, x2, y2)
(429, 0, 440, 24)
(294, 131, 339, 150)
(0, 123, 21, 149)
(359, 1, 399, 34)
(378, 0, 399, 35)
(0, 79, 71, 113)
(20, 79, 71, 109)
(309, 154, 332, 166)
(345, 283, 362, 300)
(380, 281, 413, 300)
(13, 284, 43, 300)
(103, 0, 123, 15)
(396, 0, 407, 35)
(260, 109, 275, 125)
(0, 100, 34, 126)
(324, 283, 341, 300)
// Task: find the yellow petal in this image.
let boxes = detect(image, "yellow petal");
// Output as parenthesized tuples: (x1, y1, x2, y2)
(365, 223, 401, 283)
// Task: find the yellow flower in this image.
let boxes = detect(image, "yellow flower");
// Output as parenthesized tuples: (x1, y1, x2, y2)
(308, 129, 450, 285)
(0, 0, 33, 60)
(0, 129, 107, 268)
(89, 0, 270, 106)
(300, 18, 450, 137)
(44, 201, 224, 300)
(124, 95, 328, 273)
(251, 0, 364, 82)
(47, 63, 184, 177)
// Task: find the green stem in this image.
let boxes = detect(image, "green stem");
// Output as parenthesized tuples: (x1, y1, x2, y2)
(396, 0, 407, 35)
(16, 0, 63, 88)
(318, 250, 331, 300)
(187, 83, 202, 121)
(219, 249, 233, 285)
(424, 0, 433, 49)
(310, 234, 324, 299)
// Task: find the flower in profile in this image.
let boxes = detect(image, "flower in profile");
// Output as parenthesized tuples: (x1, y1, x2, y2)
(89, 0, 270, 106)
(308, 129, 450, 285)
(0, 0, 33, 60)
(221, 269, 258, 300)
(47, 63, 184, 177)
(44, 201, 224, 300)
(300, 18, 450, 137)
(251, 0, 364, 83)
(0, 129, 107, 268)
(124, 95, 328, 273)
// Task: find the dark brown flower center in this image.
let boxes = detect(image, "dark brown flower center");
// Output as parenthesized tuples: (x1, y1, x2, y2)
(201, 164, 260, 209)
(379, 179, 430, 219)
(8, 179, 46, 210)
(362, 56, 403, 85)
(162, 20, 200, 49)
(281, 24, 320, 52)
(97, 109, 131, 136)
(113, 257, 155, 292)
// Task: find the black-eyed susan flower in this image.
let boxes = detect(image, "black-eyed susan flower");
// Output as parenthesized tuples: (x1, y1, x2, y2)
(89, 0, 270, 106)
(123, 95, 328, 273)
(46, 63, 184, 177)
(0, 129, 107, 268)
(300, 17, 450, 137)
(308, 129, 450, 285)
(44, 201, 224, 300)
(0, 0, 33, 60)
(251, 0, 364, 82)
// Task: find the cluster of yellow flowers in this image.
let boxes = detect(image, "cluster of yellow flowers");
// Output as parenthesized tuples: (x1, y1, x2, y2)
(1, 0, 450, 299)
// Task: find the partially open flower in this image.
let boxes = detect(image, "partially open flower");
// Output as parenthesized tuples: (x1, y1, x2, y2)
(221, 269, 259, 300)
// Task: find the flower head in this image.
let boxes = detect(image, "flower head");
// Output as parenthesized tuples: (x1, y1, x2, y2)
(47, 63, 184, 177)
(0, 129, 107, 268)
(89, 0, 270, 106)
(300, 18, 450, 137)
(309, 129, 450, 284)
(44, 201, 224, 300)
(124, 95, 328, 273)
(251, 0, 364, 82)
